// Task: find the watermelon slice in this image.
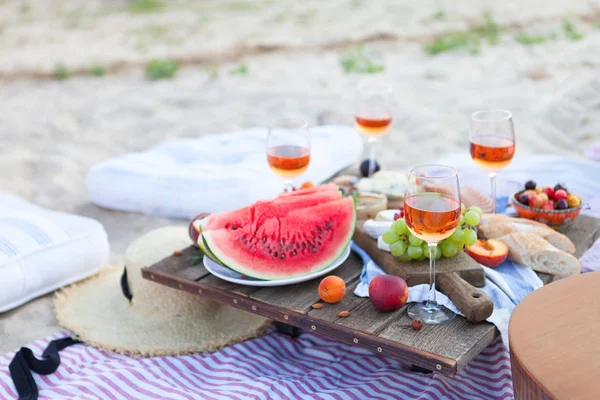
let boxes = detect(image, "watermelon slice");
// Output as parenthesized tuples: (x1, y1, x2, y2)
(202, 197, 355, 280)
(200, 188, 341, 233)
(196, 185, 342, 265)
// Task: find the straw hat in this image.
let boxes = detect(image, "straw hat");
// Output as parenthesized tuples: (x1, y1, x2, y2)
(54, 226, 269, 356)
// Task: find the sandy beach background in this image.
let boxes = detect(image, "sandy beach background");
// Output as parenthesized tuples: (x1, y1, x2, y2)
(1, 0, 600, 353)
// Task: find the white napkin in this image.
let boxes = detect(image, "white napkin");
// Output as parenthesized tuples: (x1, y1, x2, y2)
(87, 126, 362, 219)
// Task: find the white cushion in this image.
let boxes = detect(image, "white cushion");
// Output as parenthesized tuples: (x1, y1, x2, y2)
(0, 195, 109, 312)
(87, 126, 363, 218)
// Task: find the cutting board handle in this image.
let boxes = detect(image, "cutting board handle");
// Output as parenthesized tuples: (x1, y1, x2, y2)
(437, 272, 493, 322)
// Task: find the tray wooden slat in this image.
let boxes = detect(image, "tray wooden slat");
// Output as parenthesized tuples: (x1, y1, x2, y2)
(143, 246, 493, 376)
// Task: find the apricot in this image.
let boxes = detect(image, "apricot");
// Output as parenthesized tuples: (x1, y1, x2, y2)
(318, 276, 346, 303)
(369, 275, 408, 312)
(300, 181, 315, 189)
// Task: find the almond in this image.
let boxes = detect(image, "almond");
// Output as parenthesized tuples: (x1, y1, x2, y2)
(311, 303, 323, 309)
(337, 310, 350, 317)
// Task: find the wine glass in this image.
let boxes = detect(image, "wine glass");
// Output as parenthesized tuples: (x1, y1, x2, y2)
(404, 165, 461, 324)
(267, 117, 311, 192)
(355, 81, 393, 177)
(469, 110, 516, 214)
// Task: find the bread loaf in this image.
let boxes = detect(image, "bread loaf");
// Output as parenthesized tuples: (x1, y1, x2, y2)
(497, 232, 581, 280)
(478, 214, 575, 254)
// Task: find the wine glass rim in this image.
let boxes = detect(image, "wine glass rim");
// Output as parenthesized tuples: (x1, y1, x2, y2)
(407, 164, 458, 179)
(270, 116, 309, 130)
(357, 81, 392, 94)
(471, 109, 512, 122)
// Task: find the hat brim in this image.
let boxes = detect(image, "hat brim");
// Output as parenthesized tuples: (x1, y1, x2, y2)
(54, 227, 269, 357)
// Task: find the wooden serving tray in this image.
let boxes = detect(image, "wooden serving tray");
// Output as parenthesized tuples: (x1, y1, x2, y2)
(141, 215, 600, 376)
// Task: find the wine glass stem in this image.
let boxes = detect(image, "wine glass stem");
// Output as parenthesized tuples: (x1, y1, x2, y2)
(368, 137, 377, 177)
(283, 180, 294, 193)
(426, 243, 437, 307)
(489, 172, 497, 214)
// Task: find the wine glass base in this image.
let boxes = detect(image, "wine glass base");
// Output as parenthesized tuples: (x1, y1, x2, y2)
(407, 302, 456, 325)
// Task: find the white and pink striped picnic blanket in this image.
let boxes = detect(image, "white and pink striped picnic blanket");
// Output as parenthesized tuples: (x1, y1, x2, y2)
(1, 329, 511, 400)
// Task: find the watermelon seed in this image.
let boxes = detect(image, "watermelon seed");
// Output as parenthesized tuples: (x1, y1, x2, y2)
(317, 228, 322, 234)
(262, 237, 266, 243)
(311, 247, 317, 253)
(296, 244, 300, 249)
(280, 240, 284, 247)
(302, 243, 306, 249)
(292, 250, 297, 256)
(231, 224, 237, 230)
(318, 242, 322, 246)
(273, 251, 278, 257)
(280, 254, 286, 259)
(327, 221, 332, 228)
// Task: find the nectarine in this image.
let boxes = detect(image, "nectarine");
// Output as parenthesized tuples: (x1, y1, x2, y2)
(188, 215, 203, 243)
(368, 275, 408, 312)
(466, 239, 508, 267)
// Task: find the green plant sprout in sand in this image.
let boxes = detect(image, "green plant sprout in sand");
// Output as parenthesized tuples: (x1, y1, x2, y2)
(146, 59, 179, 80)
(340, 47, 384, 74)
(228, 64, 249, 76)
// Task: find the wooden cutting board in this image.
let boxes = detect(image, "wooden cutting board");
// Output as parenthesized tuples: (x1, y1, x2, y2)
(509, 272, 600, 400)
(353, 225, 494, 322)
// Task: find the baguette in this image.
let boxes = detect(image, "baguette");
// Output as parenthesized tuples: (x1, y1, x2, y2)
(497, 232, 581, 279)
(478, 214, 575, 254)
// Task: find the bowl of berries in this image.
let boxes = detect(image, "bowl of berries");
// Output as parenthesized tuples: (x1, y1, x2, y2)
(513, 181, 583, 228)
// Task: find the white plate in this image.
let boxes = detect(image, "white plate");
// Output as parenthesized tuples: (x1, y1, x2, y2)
(203, 245, 351, 287)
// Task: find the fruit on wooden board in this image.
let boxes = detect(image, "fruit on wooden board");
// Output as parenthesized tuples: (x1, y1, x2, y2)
(381, 205, 481, 262)
(318, 276, 346, 303)
(202, 195, 356, 280)
(359, 159, 381, 177)
(188, 215, 203, 244)
(466, 239, 509, 267)
(368, 275, 408, 312)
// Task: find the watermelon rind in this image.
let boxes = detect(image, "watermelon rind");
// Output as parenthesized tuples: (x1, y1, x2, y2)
(195, 218, 226, 266)
(203, 198, 356, 281)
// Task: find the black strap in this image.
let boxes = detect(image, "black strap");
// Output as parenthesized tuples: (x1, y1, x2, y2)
(9, 337, 80, 400)
(120, 266, 133, 302)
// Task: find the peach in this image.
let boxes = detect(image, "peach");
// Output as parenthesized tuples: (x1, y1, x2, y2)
(538, 193, 549, 203)
(368, 275, 408, 312)
(318, 276, 346, 303)
(300, 181, 315, 189)
(188, 215, 203, 243)
(554, 189, 568, 201)
(466, 239, 509, 268)
(528, 194, 544, 209)
(542, 200, 554, 211)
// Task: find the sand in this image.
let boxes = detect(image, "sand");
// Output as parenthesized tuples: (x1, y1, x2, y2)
(1, 0, 600, 354)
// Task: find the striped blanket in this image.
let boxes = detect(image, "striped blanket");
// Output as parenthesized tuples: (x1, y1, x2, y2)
(1, 329, 511, 400)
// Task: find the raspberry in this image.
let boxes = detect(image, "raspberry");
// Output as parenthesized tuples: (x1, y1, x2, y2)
(411, 319, 424, 331)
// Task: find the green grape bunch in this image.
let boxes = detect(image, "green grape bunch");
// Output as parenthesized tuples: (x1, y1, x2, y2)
(381, 204, 483, 262)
